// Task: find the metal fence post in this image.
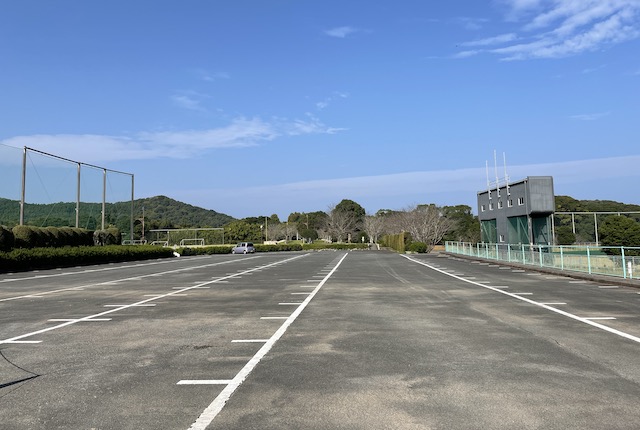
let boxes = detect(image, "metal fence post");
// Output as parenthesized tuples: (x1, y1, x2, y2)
(621, 247, 627, 279)
(538, 245, 543, 267)
(587, 246, 592, 274)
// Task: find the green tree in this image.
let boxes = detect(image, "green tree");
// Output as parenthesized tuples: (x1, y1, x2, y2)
(555, 226, 576, 245)
(599, 216, 640, 253)
(335, 199, 366, 225)
(224, 221, 262, 242)
(442, 205, 480, 243)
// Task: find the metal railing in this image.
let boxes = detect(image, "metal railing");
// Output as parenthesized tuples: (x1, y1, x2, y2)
(445, 242, 640, 280)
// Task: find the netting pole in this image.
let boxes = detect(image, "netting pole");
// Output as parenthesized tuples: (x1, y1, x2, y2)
(130, 174, 135, 244)
(19, 146, 27, 225)
(76, 163, 81, 228)
(102, 168, 106, 230)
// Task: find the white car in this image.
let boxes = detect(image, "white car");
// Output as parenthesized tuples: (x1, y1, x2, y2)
(231, 242, 256, 254)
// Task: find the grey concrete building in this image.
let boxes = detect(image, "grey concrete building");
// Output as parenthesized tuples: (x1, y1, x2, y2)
(477, 176, 555, 245)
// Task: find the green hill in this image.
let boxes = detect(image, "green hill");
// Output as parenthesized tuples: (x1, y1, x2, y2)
(0, 195, 235, 232)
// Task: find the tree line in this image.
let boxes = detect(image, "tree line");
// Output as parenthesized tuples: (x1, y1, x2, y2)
(223, 199, 479, 251)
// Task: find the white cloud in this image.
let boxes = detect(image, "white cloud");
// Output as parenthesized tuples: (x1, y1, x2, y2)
(316, 91, 349, 110)
(457, 1, 640, 60)
(0, 116, 343, 164)
(455, 17, 490, 31)
(570, 112, 611, 121)
(171, 94, 203, 111)
(460, 33, 518, 47)
(324, 26, 359, 38)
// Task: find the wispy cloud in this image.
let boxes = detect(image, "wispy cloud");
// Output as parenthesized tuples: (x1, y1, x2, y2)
(570, 112, 611, 121)
(456, 1, 640, 60)
(460, 33, 518, 47)
(0, 116, 343, 164)
(316, 92, 349, 110)
(324, 26, 359, 38)
(455, 17, 490, 31)
(202, 71, 230, 82)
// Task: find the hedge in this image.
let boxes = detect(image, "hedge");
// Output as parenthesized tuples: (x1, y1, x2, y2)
(11, 225, 94, 248)
(302, 243, 368, 251)
(0, 245, 175, 273)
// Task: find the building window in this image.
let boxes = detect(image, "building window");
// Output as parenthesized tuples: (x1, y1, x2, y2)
(481, 204, 486, 212)
(508, 199, 513, 207)
(498, 201, 503, 209)
(518, 197, 524, 206)
(499, 234, 505, 242)
(489, 203, 494, 210)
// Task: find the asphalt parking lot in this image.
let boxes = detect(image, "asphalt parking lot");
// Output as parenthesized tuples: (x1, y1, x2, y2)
(2, 250, 640, 429)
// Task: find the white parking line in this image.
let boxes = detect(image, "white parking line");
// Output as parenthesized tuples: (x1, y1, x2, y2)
(187, 252, 349, 430)
(402, 255, 640, 344)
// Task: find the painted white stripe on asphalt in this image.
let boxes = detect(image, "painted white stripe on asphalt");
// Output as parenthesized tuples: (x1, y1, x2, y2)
(291, 293, 312, 295)
(178, 380, 233, 385)
(103, 304, 157, 307)
(5, 340, 41, 344)
(540, 303, 567, 305)
(231, 340, 269, 343)
(598, 286, 619, 289)
(513, 293, 533, 296)
(187, 252, 349, 430)
(584, 317, 617, 320)
(48, 318, 112, 322)
(260, 316, 289, 320)
(278, 303, 303, 305)
(402, 255, 640, 345)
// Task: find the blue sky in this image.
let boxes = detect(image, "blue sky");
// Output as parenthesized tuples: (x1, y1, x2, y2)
(1, 0, 639, 219)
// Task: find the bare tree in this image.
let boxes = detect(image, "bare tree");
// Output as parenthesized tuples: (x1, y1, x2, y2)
(388, 205, 455, 252)
(282, 222, 297, 241)
(363, 214, 385, 243)
(325, 204, 357, 242)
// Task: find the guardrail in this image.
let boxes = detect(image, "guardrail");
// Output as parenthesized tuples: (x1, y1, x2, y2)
(445, 242, 640, 280)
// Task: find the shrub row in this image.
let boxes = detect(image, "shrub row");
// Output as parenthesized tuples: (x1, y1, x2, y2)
(93, 228, 122, 246)
(256, 243, 304, 252)
(381, 233, 406, 253)
(11, 225, 94, 248)
(302, 243, 368, 251)
(0, 245, 175, 273)
(175, 245, 234, 256)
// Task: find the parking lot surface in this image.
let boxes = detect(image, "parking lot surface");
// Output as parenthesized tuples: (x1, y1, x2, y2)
(2, 251, 640, 429)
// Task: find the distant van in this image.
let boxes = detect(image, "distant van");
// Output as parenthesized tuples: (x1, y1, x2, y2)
(231, 242, 256, 254)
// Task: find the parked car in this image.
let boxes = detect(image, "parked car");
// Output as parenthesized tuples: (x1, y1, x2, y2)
(231, 242, 256, 254)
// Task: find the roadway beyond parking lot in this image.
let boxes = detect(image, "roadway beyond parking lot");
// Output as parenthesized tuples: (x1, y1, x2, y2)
(2, 251, 640, 429)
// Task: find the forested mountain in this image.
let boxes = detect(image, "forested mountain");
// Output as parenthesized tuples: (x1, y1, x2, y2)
(0, 195, 235, 231)
(555, 195, 640, 215)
